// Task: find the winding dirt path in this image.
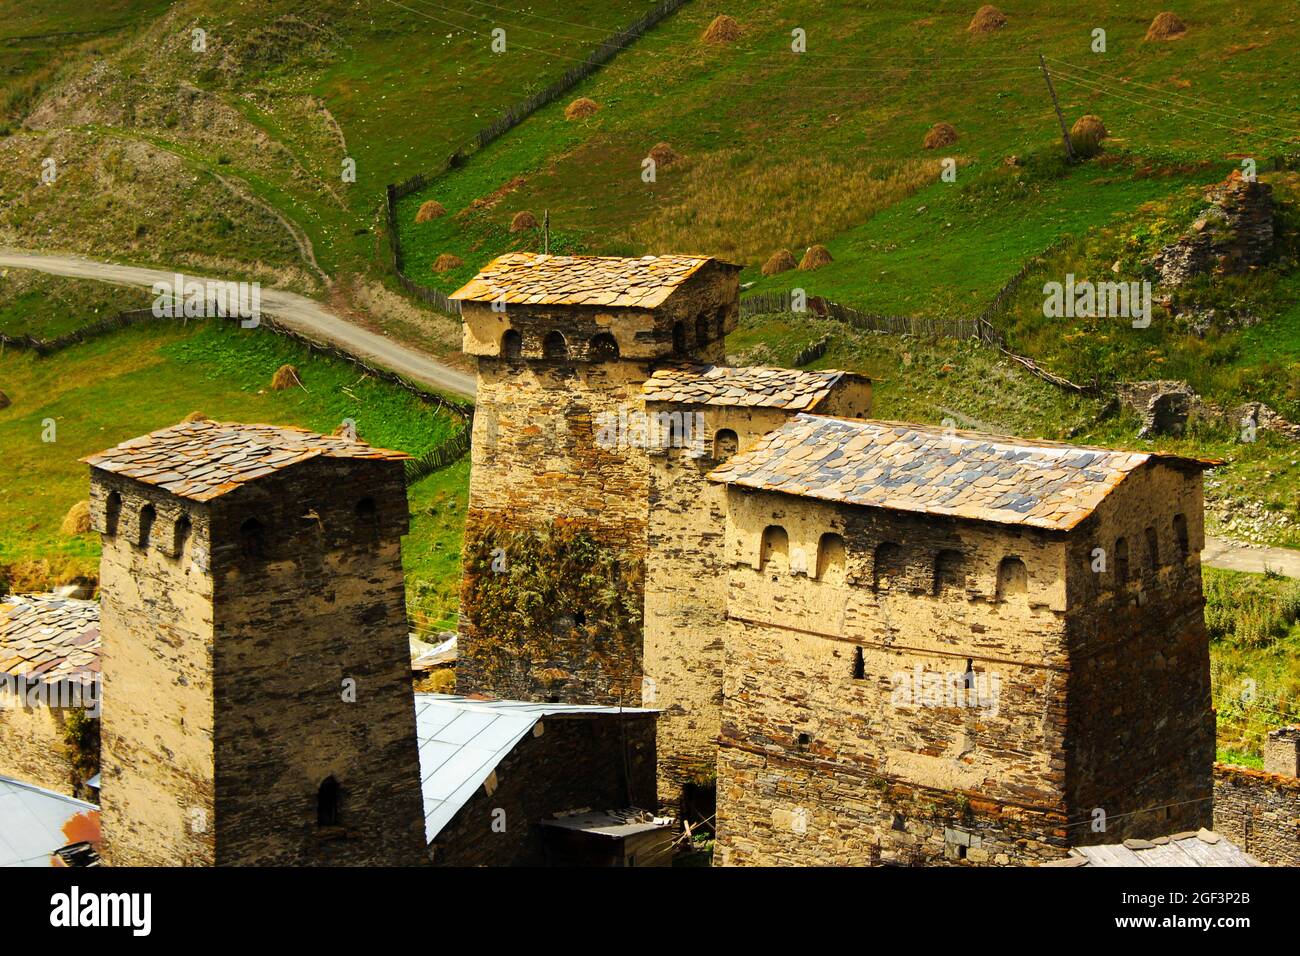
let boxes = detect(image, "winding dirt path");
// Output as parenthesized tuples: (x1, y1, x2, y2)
(0, 250, 476, 399)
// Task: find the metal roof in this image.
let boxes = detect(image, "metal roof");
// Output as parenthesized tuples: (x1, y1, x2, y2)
(540, 809, 669, 839)
(1042, 830, 1262, 867)
(414, 694, 653, 844)
(0, 775, 100, 867)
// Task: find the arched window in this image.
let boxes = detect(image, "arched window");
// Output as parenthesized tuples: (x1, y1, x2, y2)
(589, 333, 619, 362)
(240, 517, 266, 559)
(816, 533, 847, 583)
(695, 315, 709, 348)
(713, 429, 738, 460)
(1114, 538, 1131, 584)
(105, 491, 122, 536)
(714, 306, 727, 339)
(760, 526, 789, 572)
(173, 514, 192, 557)
(1173, 514, 1189, 560)
(1145, 526, 1159, 571)
(933, 549, 965, 595)
(671, 321, 686, 355)
(500, 328, 522, 360)
(542, 331, 568, 360)
(356, 497, 377, 520)
(873, 542, 903, 592)
(317, 776, 340, 827)
(996, 557, 1028, 600)
(138, 504, 156, 548)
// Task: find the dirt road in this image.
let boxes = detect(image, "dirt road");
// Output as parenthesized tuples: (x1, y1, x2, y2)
(0, 250, 476, 399)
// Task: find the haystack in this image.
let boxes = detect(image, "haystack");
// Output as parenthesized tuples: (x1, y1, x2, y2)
(433, 253, 464, 273)
(271, 364, 301, 390)
(799, 245, 833, 270)
(1070, 114, 1108, 157)
(648, 142, 681, 167)
(414, 200, 445, 223)
(967, 5, 1007, 33)
(922, 122, 958, 149)
(1145, 12, 1187, 41)
(701, 14, 742, 44)
(565, 97, 600, 120)
(0, 390, 9, 410)
(182, 410, 208, 422)
(510, 210, 539, 232)
(762, 249, 798, 275)
(60, 501, 91, 536)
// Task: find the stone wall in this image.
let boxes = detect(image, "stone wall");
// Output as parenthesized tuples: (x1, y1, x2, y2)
(430, 712, 657, 866)
(643, 387, 871, 812)
(1212, 763, 1300, 866)
(457, 267, 735, 708)
(1061, 462, 1213, 841)
(0, 699, 79, 795)
(92, 455, 428, 866)
(715, 488, 1075, 865)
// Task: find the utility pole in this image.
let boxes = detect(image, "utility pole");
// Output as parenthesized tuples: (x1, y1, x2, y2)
(1039, 53, 1075, 164)
(543, 209, 550, 254)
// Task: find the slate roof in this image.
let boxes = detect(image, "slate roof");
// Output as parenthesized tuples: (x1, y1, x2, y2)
(82, 420, 410, 502)
(642, 364, 860, 411)
(414, 694, 654, 844)
(0, 594, 99, 689)
(1042, 830, 1262, 867)
(708, 414, 1211, 531)
(0, 775, 100, 867)
(450, 253, 736, 309)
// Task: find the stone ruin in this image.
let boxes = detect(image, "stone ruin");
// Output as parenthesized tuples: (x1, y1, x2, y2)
(1117, 380, 1198, 437)
(1150, 169, 1275, 286)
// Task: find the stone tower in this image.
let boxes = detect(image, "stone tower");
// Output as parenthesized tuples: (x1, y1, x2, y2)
(450, 253, 741, 707)
(640, 365, 871, 817)
(83, 420, 427, 866)
(708, 416, 1214, 865)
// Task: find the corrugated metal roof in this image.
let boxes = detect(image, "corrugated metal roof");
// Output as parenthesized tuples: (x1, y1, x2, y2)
(1042, 830, 1262, 867)
(0, 775, 100, 867)
(414, 694, 653, 843)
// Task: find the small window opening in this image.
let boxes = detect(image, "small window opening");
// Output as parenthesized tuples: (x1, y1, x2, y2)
(671, 321, 686, 355)
(105, 492, 122, 536)
(240, 517, 266, 559)
(1115, 538, 1131, 583)
(713, 429, 738, 460)
(851, 646, 865, 680)
(760, 526, 789, 572)
(317, 776, 339, 826)
(542, 330, 568, 360)
(501, 329, 522, 360)
(174, 514, 192, 556)
(1145, 526, 1159, 570)
(1173, 514, 1189, 559)
(873, 542, 903, 592)
(138, 504, 156, 548)
(816, 533, 847, 584)
(694, 315, 709, 348)
(996, 557, 1028, 600)
(589, 332, 619, 362)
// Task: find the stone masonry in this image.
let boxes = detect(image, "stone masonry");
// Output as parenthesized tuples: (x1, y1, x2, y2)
(84, 420, 428, 866)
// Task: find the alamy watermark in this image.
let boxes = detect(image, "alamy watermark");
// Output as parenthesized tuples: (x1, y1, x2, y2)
(594, 407, 708, 453)
(151, 273, 261, 328)
(889, 665, 1001, 716)
(1043, 273, 1151, 328)
(0, 676, 101, 717)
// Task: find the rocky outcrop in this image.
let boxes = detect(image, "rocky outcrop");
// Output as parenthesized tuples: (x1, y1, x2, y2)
(1117, 380, 1198, 437)
(1150, 170, 1275, 286)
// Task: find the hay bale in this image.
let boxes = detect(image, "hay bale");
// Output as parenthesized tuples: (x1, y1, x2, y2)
(565, 97, 600, 120)
(433, 253, 464, 273)
(271, 364, 301, 391)
(1145, 12, 1187, 41)
(1070, 114, 1108, 157)
(799, 245, 833, 270)
(0, 390, 9, 410)
(762, 249, 798, 275)
(922, 122, 958, 150)
(60, 501, 91, 536)
(510, 210, 539, 233)
(182, 410, 208, 422)
(701, 14, 743, 44)
(414, 200, 445, 223)
(648, 142, 681, 167)
(967, 5, 1007, 33)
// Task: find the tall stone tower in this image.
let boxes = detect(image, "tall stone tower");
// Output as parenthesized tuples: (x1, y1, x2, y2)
(450, 253, 741, 706)
(83, 420, 427, 866)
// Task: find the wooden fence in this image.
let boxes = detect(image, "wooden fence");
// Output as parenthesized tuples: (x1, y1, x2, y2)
(403, 427, 473, 485)
(383, 0, 691, 312)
